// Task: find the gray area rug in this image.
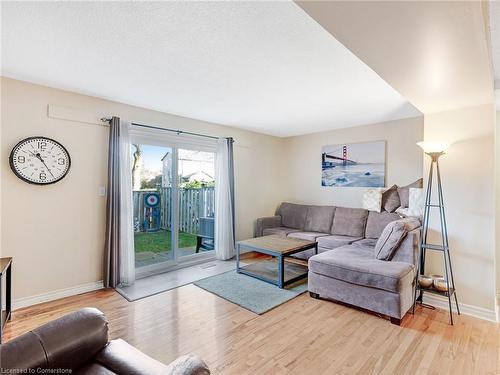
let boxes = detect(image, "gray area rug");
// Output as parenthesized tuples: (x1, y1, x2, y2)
(193, 270, 308, 314)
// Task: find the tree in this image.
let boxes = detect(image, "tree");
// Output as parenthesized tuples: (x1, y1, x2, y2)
(141, 175, 162, 189)
(131, 144, 142, 190)
(180, 180, 215, 189)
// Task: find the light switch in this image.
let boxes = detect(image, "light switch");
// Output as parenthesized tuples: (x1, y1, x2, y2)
(98, 186, 106, 197)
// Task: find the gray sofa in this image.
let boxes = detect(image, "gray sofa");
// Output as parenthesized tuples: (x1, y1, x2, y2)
(255, 202, 420, 325)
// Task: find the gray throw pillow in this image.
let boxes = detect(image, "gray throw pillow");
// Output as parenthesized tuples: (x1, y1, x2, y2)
(382, 185, 400, 213)
(397, 178, 423, 208)
(375, 218, 420, 260)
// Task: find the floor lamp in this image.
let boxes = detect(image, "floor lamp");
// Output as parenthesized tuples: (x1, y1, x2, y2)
(413, 141, 460, 325)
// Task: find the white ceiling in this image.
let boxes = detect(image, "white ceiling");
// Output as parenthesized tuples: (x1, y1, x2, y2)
(298, 1, 495, 114)
(1, 1, 420, 137)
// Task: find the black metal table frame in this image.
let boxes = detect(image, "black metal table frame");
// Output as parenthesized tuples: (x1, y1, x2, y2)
(196, 234, 214, 253)
(0, 258, 12, 344)
(236, 241, 318, 288)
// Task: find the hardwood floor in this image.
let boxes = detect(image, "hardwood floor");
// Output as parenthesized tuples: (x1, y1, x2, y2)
(3, 284, 500, 374)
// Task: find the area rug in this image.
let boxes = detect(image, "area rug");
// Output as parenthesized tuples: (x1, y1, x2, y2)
(193, 270, 308, 314)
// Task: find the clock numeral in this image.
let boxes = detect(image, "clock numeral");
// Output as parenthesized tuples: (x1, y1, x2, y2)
(17, 156, 26, 163)
(39, 172, 46, 181)
(57, 158, 65, 165)
(38, 141, 47, 150)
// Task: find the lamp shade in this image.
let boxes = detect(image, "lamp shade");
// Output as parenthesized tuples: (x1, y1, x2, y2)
(416, 141, 450, 153)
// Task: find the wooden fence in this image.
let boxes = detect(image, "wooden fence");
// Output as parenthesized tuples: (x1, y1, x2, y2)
(133, 187, 215, 234)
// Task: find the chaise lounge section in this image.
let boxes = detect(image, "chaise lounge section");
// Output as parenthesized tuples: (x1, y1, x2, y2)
(255, 202, 420, 324)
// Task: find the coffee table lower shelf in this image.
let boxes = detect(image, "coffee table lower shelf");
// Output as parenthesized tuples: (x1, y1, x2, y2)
(237, 259, 309, 288)
(236, 236, 318, 288)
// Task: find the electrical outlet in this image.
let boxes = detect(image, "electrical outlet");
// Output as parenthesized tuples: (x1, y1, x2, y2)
(98, 186, 106, 197)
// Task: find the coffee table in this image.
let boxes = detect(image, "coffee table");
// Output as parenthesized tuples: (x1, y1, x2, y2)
(236, 235, 318, 288)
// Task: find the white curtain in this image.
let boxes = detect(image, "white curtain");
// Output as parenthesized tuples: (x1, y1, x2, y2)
(118, 120, 135, 286)
(215, 137, 235, 260)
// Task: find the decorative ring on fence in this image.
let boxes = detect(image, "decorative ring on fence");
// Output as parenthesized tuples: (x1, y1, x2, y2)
(144, 193, 160, 208)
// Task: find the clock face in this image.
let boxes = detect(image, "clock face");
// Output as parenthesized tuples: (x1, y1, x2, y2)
(9, 137, 71, 185)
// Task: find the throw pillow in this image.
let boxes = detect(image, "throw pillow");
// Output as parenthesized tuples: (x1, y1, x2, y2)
(407, 188, 425, 217)
(382, 185, 400, 213)
(397, 178, 423, 208)
(396, 188, 425, 218)
(374, 218, 421, 260)
(395, 207, 410, 217)
(362, 188, 384, 213)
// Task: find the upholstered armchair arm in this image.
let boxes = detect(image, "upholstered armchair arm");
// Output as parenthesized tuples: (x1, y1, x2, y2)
(95, 339, 169, 374)
(1, 308, 210, 375)
(254, 215, 282, 237)
(392, 228, 421, 265)
(0, 307, 108, 371)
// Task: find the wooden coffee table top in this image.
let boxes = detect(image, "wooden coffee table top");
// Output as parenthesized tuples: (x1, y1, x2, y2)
(237, 235, 316, 255)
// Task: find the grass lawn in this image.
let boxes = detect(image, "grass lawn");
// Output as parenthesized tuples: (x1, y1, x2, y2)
(134, 230, 197, 253)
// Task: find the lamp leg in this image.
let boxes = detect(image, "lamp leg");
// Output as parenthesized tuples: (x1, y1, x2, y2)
(437, 160, 460, 319)
(437, 160, 456, 324)
(414, 161, 435, 312)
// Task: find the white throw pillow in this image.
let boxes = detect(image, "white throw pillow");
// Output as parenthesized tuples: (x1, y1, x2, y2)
(396, 188, 424, 217)
(362, 188, 384, 213)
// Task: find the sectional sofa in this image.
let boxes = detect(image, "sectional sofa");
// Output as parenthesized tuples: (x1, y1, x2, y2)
(255, 202, 420, 325)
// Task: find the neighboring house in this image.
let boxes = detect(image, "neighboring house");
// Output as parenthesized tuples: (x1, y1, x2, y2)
(161, 150, 214, 187)
(181, 170, 213, 184)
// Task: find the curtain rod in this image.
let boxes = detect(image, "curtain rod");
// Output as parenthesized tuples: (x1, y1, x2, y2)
(100, 117, 230, 141)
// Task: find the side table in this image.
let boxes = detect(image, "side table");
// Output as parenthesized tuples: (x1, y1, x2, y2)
(1, 257, 12, 343)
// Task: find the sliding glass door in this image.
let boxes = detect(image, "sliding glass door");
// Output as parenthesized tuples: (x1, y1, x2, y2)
(132, 143, 175, 270)
(131, 130, 216, 276)
(177, 148, 216, 259)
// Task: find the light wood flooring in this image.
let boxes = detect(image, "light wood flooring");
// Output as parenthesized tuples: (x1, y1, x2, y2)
(3, 278, 500, 374)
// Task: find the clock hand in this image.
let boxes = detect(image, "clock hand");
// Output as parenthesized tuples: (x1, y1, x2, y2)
(35, 153, 55, 178)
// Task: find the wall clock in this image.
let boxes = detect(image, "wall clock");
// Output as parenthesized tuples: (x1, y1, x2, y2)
(9, 136, 71, 185)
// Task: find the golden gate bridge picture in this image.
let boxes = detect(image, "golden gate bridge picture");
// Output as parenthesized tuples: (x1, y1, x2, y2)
(321, 141, 385, 187)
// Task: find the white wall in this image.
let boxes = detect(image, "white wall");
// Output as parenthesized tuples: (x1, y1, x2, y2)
(424, 104, 496, 313)
(1, 78, 287, 301)
(0, 78, 425, 305)
(3, 77, 497, 320)
(297, 1, 494, 114)
(282, 117, 424, 207)
(497, 109, 500, 296)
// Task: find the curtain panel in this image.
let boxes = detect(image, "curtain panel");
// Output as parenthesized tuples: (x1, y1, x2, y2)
(103, 117, 135, 288)
(215, 137, 236, 260)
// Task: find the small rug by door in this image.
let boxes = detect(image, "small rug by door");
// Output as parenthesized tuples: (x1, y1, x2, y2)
(193, 270, 308, 314)
(117, 260, 239, 302)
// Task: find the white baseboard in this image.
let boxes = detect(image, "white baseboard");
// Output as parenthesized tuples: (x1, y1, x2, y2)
(423, 294, 499, 323)
(13, 281, 104, 311)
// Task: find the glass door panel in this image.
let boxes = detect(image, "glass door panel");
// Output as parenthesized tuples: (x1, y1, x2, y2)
(132, 143, 175, 269)
(177, 148, 216, 258)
